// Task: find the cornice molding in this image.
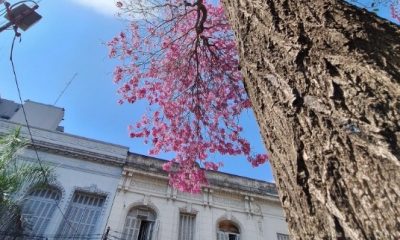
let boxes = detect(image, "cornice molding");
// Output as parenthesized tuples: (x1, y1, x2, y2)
(0, 120, 127, 166)
(18, 155, 121, 179)
(31, 140, 126, 167)
(122, 166, 280, 202)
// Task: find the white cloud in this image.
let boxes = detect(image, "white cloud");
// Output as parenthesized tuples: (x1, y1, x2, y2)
(70, 0, 119, 16)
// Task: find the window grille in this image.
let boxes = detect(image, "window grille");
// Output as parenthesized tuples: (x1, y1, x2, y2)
(216, 232, 240, 240)
(22, 186, 61, 236)
(277, 233, 290, 240)
(217, 220, 240, 240)
(56, 191, 105, 238)
(122, 206, 158, 240)
(178, 213, 195, 240)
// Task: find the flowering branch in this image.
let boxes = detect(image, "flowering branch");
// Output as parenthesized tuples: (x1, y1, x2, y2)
(109, 0, 265, 192)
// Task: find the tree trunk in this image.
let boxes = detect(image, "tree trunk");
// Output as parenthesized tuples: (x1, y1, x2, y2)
(221, 0, 400, 239)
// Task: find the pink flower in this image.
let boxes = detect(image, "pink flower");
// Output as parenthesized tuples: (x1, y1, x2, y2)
(109, 0, 268, 193)
(249, 154, 269, 167)
(391, 3, 400, 22)
(204, 162, 219, 171)
(162, 161, 173, 171)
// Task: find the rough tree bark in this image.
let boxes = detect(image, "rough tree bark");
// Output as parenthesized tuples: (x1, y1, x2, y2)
(221, 0, 400, 239)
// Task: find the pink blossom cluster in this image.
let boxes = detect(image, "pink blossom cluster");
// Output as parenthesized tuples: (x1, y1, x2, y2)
(391, 2, 400, 22)
(109, 0, 268, 193)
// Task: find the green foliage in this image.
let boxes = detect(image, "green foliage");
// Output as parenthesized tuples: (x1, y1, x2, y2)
(0, 127, 54, 233)
(0, 128, 52, 203)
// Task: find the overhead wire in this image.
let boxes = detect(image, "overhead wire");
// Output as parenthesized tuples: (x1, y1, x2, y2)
(9, 30, 47, 178)
(8, 15, 77, 237)
(5, 2, 105, 239)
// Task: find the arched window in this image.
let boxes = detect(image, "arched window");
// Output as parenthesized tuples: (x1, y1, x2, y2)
(22, 186, 61, 235)
(122, 205, 159, 240)
(217, 220, 240, 240)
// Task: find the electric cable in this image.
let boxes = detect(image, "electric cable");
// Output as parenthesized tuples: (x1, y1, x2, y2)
(9, 29, 77, 237)
(6, 1, 102, 238)
(10, 30, 47, 179)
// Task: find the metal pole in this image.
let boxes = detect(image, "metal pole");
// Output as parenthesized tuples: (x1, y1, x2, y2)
(102, 226, 110, 240)
(0, 21, 13, 32)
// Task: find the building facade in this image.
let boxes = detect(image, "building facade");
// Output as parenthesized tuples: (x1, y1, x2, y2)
(0, 99, 128, 239)
(107, 154, 288, 240)
(0, 98, 289, 239)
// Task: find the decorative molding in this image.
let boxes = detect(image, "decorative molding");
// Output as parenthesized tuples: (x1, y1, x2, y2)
(126, 154, 279, 199)
(203, 188, 208, 206)
(76, 184, 107, 195)
(179, 203, 198, 215)
(166, 186, 178, 201)
(213, 192, 244, 210)
(202, 188, 214, 207)
(48, 180, 67, 205)
(17, 155, 121, 179)
(173, 188, 178, 200)
(124, 201, 160, 218)
(206, 171, 278, 197)
(18, 180, 66, 205)
(0, 120, 127, 167)
(143, 195, 150, 206)
(130, 175, 168, 194)
(244, 195, 250, 214)
(215, 214, 244, 234)
(33, 140, 125, 167)
(177, 190, 202, 201)
(252, 202, 262, 215)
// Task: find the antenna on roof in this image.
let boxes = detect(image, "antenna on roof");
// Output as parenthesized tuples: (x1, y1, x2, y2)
(54, 72, 77, 105)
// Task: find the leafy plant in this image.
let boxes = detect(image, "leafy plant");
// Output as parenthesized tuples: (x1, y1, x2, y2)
(0, 127, 53, 234)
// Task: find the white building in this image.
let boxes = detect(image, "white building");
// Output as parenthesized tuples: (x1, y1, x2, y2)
(0, 99, 128, 239)
(106, 154, 288, 240)
(0, 98, 289, 240)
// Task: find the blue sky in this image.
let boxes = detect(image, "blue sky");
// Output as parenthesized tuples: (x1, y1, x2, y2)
(0, 0, 273, 182)
(0, 0, 396, 183)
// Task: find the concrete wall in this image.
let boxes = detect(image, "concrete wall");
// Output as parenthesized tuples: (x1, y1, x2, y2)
(107, 167, 289, 240)
(0, 98, 20, 119)
(10, 101, 64, 131)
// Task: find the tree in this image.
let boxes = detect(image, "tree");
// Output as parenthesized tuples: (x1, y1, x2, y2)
(220, 0, 400, 239)
(110, 0, 400, 238)
(109, 0, 267, 193)
(0, 128, 52, 237)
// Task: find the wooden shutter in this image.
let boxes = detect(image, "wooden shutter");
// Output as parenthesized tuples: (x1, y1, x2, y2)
(151, 220, 160, 240)
(22, 187, 61, 236)
(178, 213, 196, 240)
(56, 191, 105, 238)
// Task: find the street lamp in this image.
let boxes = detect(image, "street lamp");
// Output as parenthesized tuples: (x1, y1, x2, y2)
(0, 1, 41, 34)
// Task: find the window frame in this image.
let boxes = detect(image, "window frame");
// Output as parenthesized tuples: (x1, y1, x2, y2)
(56, 191, 106, 239)
(178, 212, 196, 240)
(21, 186, 62, 236)
(216, 220, 241, 240)
(122, 205, 158, 240)
(277, 232, 290, 240)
